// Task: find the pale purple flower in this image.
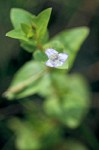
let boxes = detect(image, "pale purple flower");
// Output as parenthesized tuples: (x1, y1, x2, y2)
(45, 48, 68, 68)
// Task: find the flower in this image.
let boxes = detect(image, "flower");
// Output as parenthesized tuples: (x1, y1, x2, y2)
(45, 48, 68, 68)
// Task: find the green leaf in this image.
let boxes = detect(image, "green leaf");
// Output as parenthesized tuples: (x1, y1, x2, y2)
(34, 50, 48, 62)
(44, 40, 65, 53)
(44, 74, 90, 128)
(10, 8, 36, 29)
(6, 8, 52, 53)
(42, 30, 49, 44)
(21, 23, 30, 35)
(51, 27, 89, 52)
(36, 8, 52, 42)
(20, 40, 36, 53)
(8, 115, 61, 150)
(38, 73, 54, 97)
(9, 118, 40, 150)
(4, 61, 45, 99)
(50, 27, 89, 69)
(21, 23, 33, 38)
(6, 29, 36, 52)
(6, 29, 28, 41)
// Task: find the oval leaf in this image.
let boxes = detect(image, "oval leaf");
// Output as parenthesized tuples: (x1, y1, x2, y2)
(4, 61, 45, 99)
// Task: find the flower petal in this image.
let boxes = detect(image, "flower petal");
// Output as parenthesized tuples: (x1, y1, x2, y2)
(46, 59, 64, 68)
(58, 53, 68, 62)
(45, 48, 58, 58)
(46, 60, 54, 67)
(55, 61, 64, 67)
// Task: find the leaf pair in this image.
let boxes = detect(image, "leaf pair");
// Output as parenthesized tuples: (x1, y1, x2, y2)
(6, 8, 52, 52)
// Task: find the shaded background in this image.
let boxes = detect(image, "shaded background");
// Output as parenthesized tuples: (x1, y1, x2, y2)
(0, 0, 99, 149)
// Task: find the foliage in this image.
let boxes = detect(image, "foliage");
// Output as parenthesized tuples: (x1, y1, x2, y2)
(4, 8, 90, 150)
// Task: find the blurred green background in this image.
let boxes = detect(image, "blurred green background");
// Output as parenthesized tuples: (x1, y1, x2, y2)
(0, 0, 99, 149)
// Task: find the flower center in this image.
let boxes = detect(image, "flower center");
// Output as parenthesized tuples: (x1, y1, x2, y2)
(49, 53, 59, 61)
